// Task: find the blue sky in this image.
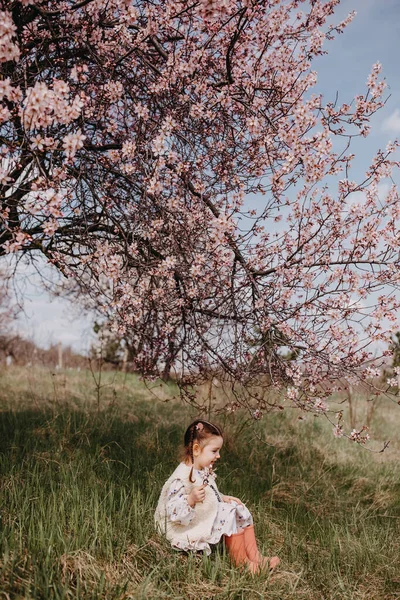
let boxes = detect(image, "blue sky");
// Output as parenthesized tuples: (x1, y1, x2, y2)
(314, 0, 400, 169)
(7, 0, 400, 353)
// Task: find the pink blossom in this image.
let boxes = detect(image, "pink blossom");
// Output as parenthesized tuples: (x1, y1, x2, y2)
(314, 399, 328, 412)
(0, 11, 20, 63)
(0, 78, 13, 100)
(286, 387, 299, 401)
(122, 141, 136, 158)
(3, 231, 31, 253)
(333, 425, 343, 439)
(0, 166, 11, 184)
(30, 135, 45, 151)
(134, 103, 149, 119)
(62, 130, 86, 159)
(42, 219, 59, 236)
(0, 106, 10, 124)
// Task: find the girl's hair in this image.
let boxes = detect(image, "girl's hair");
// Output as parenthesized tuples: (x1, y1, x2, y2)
(183, 419, 223, 483)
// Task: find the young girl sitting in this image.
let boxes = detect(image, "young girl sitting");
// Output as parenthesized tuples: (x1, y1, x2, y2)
(154, 419, 280, 574)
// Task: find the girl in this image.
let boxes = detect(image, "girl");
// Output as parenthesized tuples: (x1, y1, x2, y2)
(154, 419, 280, 574)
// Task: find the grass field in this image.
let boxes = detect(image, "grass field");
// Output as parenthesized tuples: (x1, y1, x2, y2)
(1, 366, 400, 599)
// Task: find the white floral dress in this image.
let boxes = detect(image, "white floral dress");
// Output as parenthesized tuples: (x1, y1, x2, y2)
(166, 467, 253, 555)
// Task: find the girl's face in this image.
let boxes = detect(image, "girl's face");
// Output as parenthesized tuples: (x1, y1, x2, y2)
(193, 435, 223, 471)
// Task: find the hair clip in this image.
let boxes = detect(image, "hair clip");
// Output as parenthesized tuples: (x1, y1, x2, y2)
(195, 422, 204, 432)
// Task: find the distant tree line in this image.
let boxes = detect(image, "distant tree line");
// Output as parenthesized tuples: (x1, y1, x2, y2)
(0, 334, 88, 369)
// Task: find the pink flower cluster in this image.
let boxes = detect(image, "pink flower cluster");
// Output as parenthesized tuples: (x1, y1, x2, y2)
(0, 11, 19, 63)
(21, 81, 85, 131)
(3, 231, 31, 254)
(62, 130, 86, 160)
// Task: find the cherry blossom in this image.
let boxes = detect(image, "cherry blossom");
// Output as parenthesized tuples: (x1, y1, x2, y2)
(0, 10, 19, 63)
(62, 130, 86, 160)
(0, 1, 399, 439)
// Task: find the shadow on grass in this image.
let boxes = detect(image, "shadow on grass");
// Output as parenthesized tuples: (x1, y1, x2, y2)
(2, 406, 400, 513)
(0, 401, 283, 491)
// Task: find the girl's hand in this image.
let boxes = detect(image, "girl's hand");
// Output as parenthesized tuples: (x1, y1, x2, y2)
(187, 485, 206, 507)
(222, 495, 243, 506)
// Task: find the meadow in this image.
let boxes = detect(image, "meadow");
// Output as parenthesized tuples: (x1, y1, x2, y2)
(0, 366, 400, 600)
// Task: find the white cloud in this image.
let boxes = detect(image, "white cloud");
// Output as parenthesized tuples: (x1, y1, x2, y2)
(381, 109, 400, 134)
(14, 296, 94, 353)
(377, 182, 390, 201)
(345, 189, 365, 207)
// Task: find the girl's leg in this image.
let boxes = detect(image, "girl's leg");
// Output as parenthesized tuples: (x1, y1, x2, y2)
(224, 531, 259, 574)
(243, 525, 280, 571)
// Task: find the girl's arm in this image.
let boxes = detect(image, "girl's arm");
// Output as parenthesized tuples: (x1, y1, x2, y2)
(166, 478, 195, 525)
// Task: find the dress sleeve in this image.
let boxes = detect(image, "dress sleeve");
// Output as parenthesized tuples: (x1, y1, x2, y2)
(166, 478, 195, 525)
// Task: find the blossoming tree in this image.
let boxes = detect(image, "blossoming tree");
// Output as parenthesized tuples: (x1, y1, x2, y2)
(1, 0, 400, 435)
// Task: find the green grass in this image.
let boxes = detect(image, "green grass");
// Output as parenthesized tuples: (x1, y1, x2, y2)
(0, 367, 400, 599)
